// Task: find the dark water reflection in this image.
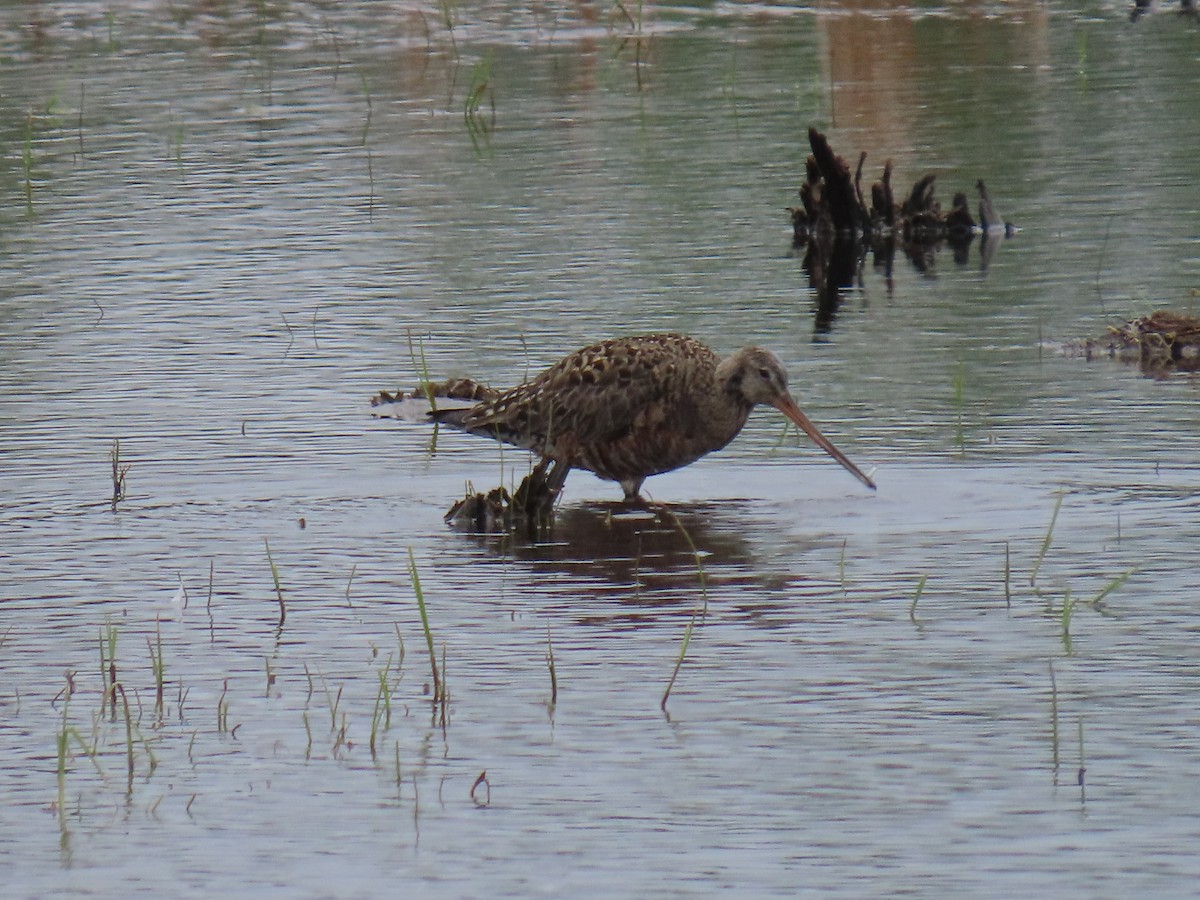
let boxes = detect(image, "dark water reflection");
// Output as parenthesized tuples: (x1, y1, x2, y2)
(464, 501, 763, 620)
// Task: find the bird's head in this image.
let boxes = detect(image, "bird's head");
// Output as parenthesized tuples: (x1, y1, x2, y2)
(721, 347, 876, 491)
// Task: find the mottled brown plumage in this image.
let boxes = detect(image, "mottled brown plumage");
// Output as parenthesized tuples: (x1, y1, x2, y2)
(431, 333, 875, 502)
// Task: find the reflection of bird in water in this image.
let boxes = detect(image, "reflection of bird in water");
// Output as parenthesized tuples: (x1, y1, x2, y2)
(431, 334, 875, 503)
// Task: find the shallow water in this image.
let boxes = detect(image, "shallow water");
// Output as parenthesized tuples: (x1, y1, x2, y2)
(3, 1, 1200, 896)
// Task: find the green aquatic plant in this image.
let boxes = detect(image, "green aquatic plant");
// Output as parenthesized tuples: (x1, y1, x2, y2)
(661, 612, 696, 713)
(909, 574, 927, 624)
(1089, 568, 1134, 609)
(217, 679, 230, 734)
(100, 619, 118, 718)
(546, 624, 558, 709)
(464, 54, 495, 156)
(1030, 491, 1064, 587)
(147, 619, 165, 721)
(358, 70, 373, 146)
(264, 538, 285, 626)
(1048, 659, 1059, 774)
(1059, 588, 1074, 654)
(408, 548, 443, 704)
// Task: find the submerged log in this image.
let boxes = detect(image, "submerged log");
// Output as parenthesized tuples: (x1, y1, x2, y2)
(789, 128, 1013, 246)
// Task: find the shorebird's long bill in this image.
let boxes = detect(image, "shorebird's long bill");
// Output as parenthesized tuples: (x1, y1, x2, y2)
(772, 396, 877, 490)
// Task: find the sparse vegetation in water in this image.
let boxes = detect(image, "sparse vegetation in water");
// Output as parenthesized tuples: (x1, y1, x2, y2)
(1059, 588, 1075, 654)
(1090, 568, 1135, 609)
(657, 507, 708, 613)
(369, 653, 402, 758)
(406, 328, 439, 419)
(100, 620, 118, 718)
(116, 684, 136, 795)
(1003, 541, 1011, 609)
(217, 679, 230, 734)
(545, 624, 558, 710)
(264, 538, 286, 626)
(408, 548, 444, 706)
(463, 53, 495, 156)
(661, 612, 696, 714)
(358, 70, 373, 146)
(1048, 659, 1060, 776)
(1030, 491, 1064, 587)
(471, 771, 491, 807)
(1077, 716, 1087, 799)
(611, 0, 650, 90)
(909, 574, 928, 624)
(438, 0, 459, 51)
(109, 438, 130, 510)
(147, 619, 165, 722)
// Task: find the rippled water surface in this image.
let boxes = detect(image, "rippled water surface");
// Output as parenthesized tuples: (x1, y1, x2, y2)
(3, 1, 1200, 896)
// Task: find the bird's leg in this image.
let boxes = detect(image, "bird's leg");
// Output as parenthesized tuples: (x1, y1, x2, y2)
(620, 477, 646, 504)
(544, 458, 572, 498)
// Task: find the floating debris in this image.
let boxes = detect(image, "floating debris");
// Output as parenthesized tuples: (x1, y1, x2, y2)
(372, 378, 497, 407)
(444, 467, 559, 535)
(1061, 309, 1200, 374)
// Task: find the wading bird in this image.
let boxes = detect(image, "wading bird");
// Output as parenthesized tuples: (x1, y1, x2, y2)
(430, 333, 875, 504)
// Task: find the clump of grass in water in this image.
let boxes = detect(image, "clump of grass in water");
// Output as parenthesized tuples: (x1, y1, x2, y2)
(264, 538, 285, 626)
(100, 620, 118, 718)
(408, 549, 444, 706)
(369, 653, 402, 759)
(109, 438, 130, 510)
(146, 619, 165, 722)
(115, 684, 136, 796)
(1030, 491, 1065, 587)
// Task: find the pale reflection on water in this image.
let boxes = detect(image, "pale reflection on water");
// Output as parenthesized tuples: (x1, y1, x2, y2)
(3, 0, 1200, 896)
